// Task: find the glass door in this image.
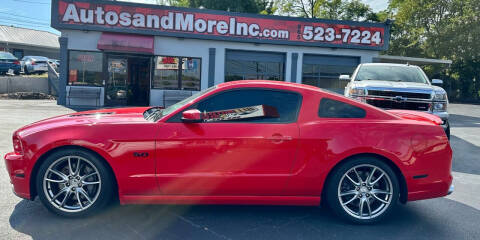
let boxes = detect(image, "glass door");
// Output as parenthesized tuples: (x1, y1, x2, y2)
(105, 56, 128, 106)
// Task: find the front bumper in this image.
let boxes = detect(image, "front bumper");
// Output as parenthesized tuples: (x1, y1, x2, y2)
(432, 111, 449, 121)
(431, 111, 450, 138)
(4, 152, 30, 199)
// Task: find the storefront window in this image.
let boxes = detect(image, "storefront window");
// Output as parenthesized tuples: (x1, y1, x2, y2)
(181, 58, 201, 90)
(68, 51, 103, 87)
(225, 50, 285, 82)
(302, 55, 359, 94)
(152, 56, 201, 90)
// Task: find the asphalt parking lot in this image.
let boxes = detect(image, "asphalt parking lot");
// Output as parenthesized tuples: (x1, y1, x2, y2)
(0, 100, 479, 240)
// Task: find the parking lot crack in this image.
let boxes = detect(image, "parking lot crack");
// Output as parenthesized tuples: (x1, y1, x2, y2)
(168, 212, 232, 240)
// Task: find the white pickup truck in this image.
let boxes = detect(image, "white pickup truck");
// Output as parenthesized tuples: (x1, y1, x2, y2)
(343, 63, 450, 138)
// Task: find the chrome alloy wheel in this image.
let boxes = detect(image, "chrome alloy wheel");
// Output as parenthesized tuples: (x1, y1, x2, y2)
(337, 164, 393, 220)
(42, 156, 101, 213)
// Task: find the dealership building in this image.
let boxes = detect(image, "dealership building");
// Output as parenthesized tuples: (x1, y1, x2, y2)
(52, 0, 393, 107)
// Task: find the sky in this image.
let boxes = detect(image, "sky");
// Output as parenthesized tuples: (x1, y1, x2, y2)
(0, 0, 389, 35)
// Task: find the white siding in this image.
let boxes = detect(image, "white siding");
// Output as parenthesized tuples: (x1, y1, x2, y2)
(62, 29, 380, 107)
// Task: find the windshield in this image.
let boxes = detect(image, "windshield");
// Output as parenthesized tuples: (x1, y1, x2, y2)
(144, 86, 216, 121)
(355, 65, 428, 84)
(30, 56, 49, 61)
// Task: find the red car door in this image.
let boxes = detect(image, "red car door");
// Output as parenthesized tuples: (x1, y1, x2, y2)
(156, 88, 302, 196)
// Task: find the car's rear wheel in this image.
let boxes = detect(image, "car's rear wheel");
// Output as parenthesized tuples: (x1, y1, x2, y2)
(36, 149, 115, 217)
(326, 156, 399, 224)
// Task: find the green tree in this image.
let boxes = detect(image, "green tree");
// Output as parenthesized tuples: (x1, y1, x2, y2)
(342, 0, 375, 21)
(274, 0, 378, 21)
(162, 0, 276, 14)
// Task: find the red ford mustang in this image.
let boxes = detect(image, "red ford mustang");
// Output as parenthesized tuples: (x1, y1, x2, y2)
(4, 80, 453, 223)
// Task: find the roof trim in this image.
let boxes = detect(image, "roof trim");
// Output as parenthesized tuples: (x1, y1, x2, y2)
(374, 55, 452, 65)
(0, 25, 60, 49)
(0, 41, 60, 50)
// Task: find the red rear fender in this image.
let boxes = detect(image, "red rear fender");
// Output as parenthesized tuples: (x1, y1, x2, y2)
(386, 110, 442, 125)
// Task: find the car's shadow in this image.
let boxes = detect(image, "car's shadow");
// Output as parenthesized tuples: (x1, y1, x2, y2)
(9, 197, 480, 240)
(450, 135, 480, 175)
(449, 114, 480, 128)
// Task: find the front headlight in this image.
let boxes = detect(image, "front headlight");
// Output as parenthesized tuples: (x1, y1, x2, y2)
(349, 87, 367, 96)
(433, 90, 447, 101)
(433, 102, 447, 111)
(432, 90, 448, 112)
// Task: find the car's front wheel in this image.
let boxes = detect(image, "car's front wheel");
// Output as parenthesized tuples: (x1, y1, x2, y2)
(325, 156, 400, 224)
(36, 149, 115, 217)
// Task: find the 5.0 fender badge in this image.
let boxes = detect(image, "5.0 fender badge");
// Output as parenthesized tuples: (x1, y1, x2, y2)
(133, 152, 149, 158)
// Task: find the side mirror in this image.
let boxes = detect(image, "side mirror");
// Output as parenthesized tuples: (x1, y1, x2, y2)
(339, 75, 351, 81)
(432, 79, 443, 85)
(182, 109, 203, 123)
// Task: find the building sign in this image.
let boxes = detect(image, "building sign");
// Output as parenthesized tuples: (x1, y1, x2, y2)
(155, 57, 197, 70)
(108, 59, 127, 73)
(77, 54, 94, 63)
(68, 69, 77, 83)
(52, 0, 391, 50)
(156, 56, 179, 70)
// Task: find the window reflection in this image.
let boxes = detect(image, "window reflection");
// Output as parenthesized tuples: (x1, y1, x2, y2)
(152, 56, 201, 90)
(302, 55, 359, 94)
(225, 50, 285, 82)
(68, 51, 103, 86)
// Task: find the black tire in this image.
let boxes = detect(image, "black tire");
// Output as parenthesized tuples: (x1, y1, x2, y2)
(325, 156, 400, 224)
(36, 148, 115, 217)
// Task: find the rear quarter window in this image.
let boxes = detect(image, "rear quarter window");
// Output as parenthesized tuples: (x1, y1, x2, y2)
(318, 98, 366, 118)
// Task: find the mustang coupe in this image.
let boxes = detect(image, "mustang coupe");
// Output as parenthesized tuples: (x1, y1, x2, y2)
(4, 80, 453, 223)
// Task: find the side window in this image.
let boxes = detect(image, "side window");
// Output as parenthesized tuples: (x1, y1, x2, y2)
(318, 98, 366, 118)
(168, 88, 302, 123)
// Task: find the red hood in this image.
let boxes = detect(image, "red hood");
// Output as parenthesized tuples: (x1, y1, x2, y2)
(16, 107, 151, 137)
(386, 110, 443, 125)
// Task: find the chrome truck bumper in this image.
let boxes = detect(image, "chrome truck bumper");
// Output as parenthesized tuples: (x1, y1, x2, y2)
(447, 184, 454, 195)
(432, 111, 449, 122)
(432, 111, 450, 139)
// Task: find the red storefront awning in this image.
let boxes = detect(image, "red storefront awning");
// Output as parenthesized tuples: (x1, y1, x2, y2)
(97, 33, 154, 54)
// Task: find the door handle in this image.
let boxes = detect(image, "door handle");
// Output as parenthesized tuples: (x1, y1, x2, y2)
(266, 134, 293, 142)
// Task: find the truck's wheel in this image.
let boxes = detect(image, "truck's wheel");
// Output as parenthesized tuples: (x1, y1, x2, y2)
(325, 156, 400, 224)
